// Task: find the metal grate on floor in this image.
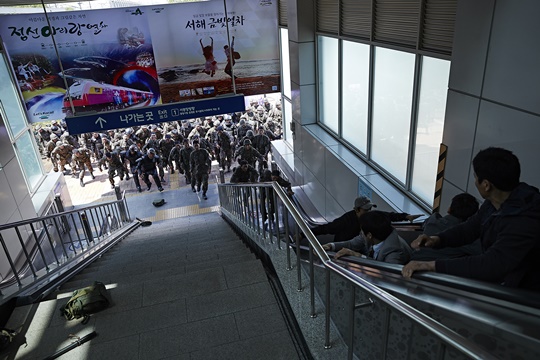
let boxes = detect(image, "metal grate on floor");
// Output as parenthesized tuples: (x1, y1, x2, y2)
(147, 204, 220, 222)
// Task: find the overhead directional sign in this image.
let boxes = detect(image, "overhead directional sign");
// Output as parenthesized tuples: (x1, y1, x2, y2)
(65, 94, 245, 135)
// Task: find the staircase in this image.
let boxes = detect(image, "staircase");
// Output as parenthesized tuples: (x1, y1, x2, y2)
(3, 212, 302, 360)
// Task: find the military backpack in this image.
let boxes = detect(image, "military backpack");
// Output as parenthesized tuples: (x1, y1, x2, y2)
(60, 281, 111, 323)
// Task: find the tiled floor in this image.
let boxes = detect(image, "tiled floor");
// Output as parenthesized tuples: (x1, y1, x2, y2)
(3, 213, 301, 360)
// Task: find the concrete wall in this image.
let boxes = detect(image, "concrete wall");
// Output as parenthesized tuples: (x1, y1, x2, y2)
(441, 0, 540, 209)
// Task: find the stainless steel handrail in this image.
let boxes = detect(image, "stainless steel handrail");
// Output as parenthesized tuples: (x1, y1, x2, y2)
(0, 191, 129, 231)
(218, 181, 495, 359)
(0, 191, 134, 303)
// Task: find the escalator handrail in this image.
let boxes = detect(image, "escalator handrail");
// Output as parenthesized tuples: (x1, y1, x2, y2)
(219, 182, 496, 359)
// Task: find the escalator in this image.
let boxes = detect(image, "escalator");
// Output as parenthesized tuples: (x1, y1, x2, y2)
(218, 182, 540, 360)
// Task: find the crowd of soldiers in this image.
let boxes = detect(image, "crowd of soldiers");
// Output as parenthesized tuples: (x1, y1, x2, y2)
(34, 98, 283, 199)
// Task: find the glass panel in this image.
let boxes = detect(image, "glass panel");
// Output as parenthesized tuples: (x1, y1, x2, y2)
(280, 28, 292, 100)
(371, 47, 415, 183)
(15, 131, 43, 191)
(0, 55, 27, 138)
(317, 36, 339, 134)
(411, 57, 450, 204)
(342, 41, 370, 154)
(283, 97, 294, 146)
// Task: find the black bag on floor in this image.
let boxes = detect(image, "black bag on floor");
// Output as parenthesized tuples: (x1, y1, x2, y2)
(152, 198, 166, 207)
(60, 281, 111, 323)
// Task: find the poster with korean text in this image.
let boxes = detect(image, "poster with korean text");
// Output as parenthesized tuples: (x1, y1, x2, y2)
(0, 0, 279, 123)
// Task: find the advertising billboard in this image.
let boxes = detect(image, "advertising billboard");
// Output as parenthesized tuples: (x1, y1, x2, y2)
(0, 0, 279, 123)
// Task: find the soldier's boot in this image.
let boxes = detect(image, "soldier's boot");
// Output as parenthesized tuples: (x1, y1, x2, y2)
(161, 177, 166, 183)
(98, 165, 103, 172)
(137, 186, 142, 193)
(80, 179, 85, 187)
(202, 192, 207, 200)
(110, 180, 115, 189)
(171, 168, 175, 174)
(126, 173, 130, 180)
(91, 172, 95, 180)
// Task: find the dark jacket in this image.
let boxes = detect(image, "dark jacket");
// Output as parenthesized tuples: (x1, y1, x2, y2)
(329, 230, 412, 265)
(230, 165, 258, 183)
(312, 209, 412, 242)
(435, 183, 540, 290)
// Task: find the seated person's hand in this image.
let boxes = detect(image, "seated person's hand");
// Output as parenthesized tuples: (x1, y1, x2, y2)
(402, 260, 435, 278)
(406, 214, 423, 222)
(410, 234, 441, 250)
(334, 248, 361, 260)
(322, 244, 332, 251)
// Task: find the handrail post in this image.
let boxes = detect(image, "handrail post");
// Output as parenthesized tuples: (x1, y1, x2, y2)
(114, 186, 127, 222)
(324, 268, 332, 349)
(0, 233, 22, 287)
(54, 194, 70, 233)
(81, 212, 93, 244)
(283, 207, 292, 270)
(273, 188, 281, 249)
(29, 223, 49, 271)
(295, 225, 303, 292)
(309, 243, 317, 318)
(14, 226, 38, 278)
(347, 286, 356, 360)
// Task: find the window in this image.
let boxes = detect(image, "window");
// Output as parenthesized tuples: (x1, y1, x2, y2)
(411, 57, 450, 202)
(371, 47, 415, 183)
(0, 56, 26, 137)
(15, 131, 43, 191)
(317, 36, 339, 134)
(1, 53, 44, 193)
(280, 28, 291, 100)
(341, 41, 370, 154)
(314, 35, 451, 208)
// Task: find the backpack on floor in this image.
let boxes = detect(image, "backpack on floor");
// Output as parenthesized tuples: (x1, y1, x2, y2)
(60, 281, 111, 323)
(152, 198, 166, 207)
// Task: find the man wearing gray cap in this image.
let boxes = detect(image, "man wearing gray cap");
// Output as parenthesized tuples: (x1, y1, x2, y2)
(310, 196, 421, 243)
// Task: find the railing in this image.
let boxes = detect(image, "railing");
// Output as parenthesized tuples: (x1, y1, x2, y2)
(218, 182, 495, 360)
(0, 191, 136, 305)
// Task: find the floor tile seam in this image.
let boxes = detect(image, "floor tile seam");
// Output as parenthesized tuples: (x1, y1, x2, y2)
(185, 280, 275, 302)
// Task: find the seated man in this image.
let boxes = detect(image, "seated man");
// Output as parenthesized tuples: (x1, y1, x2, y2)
(309, 196, 422, 243)
(402, 147, 540, 291)
(323, 211, 412, 265)
(411, 192, 481, 261)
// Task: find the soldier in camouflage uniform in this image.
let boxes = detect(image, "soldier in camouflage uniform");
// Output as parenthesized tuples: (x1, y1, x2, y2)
(234, 139, 264, 169)
(236, 118, 253, 140)
(252, 126, 272, 174)
(143, 133, 165, 182)
(215, 126, 235, 172)
(51, 142, 75, 174)
(122, 144, 144, 192)
(137, 148, 163, 192)
(159, 134, 175, 174)
(230, 159, 258, 183)
(45, 134, 59, 170)
(73, 148, 95, 187)
(190, 139, 211, 199)
(103, 151, 128, 189)
(179, 138, 194, 185)
(168, 141, 182, 177)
